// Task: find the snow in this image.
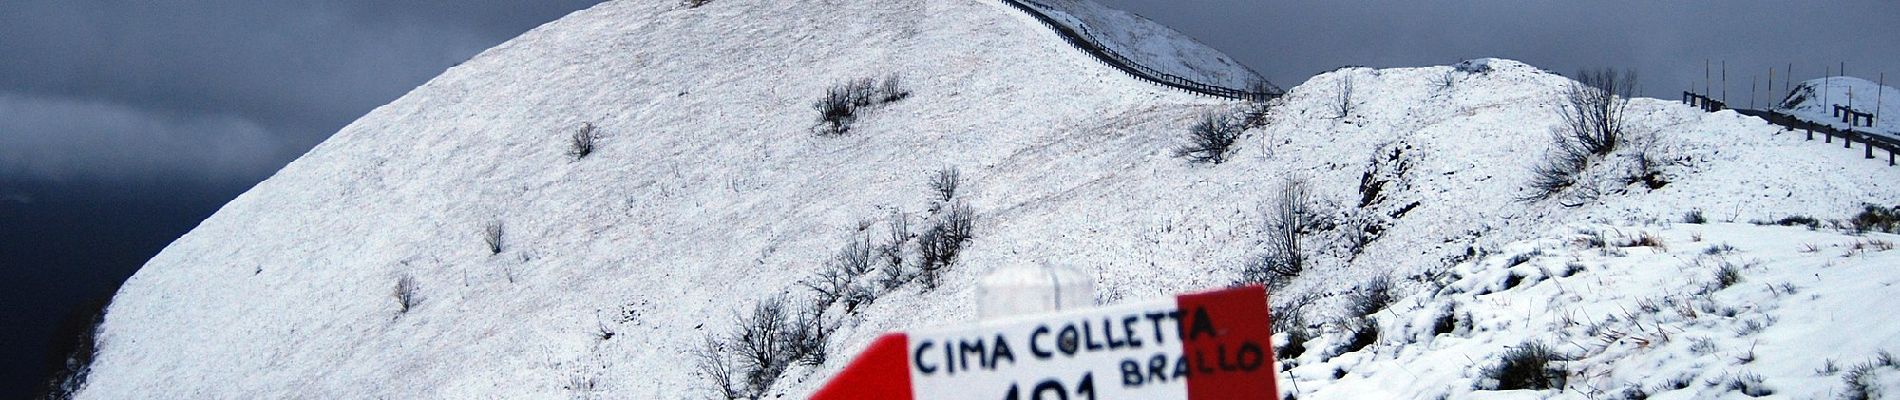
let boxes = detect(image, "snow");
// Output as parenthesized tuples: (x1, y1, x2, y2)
(78, 0, 1900, 399)
(1777, 76, 1899, 140)
(1284, 223, 1900, 399)
(1017, 0, 1266, 90)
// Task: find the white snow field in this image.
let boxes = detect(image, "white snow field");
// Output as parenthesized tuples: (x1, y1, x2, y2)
(80, 0, 1900, 399)
(1778, 76, 1899, 140)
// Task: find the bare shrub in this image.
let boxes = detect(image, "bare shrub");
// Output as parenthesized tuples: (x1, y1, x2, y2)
(1852, 204, 1900, 234)
(1242, 177, 1309, 287)
(1274, 310, 1311, 360)
(814, 74, 909, 136)
(875, 212, 911, 290)
(681, 0, 711, 8)
(800, 262, 853, 309)
(1333, 74, 1355, 118)
(1725, 372, 1774, 396)
(1335, 317, 1380, 355)
(1344, 275, 1394, 318)
(917, 202, 974, 289)
(1434, 69, 1458, 91)
(697, 295, 834, 398)
(732, 297, 791, 395)
(394, 274, 420, 314)
(1626, 132, 1668, 189)
(1522, 129, 1592, 202)
(877, 74, 911, 103)
(1560, 69, 1636, 157)
(1176, 112, 1245, 164)
(1683, 210, 1708, 224)
(1524, 69, 1637, 202)
(1713, 262, 1742, 290)
(930, 167, 960, 203)
(803, 237, 876, 312)
(814, 79, 872, 136)
(484, 221, 504, 255)
(784, 302, 831, 367)
(1481, 341, 1567, 390)
(568, 122, 598, 160)
(691, 337, 744, 399)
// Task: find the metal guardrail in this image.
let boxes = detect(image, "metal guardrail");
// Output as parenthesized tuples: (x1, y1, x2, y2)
(1726, 105, 1899, 166)
(997, 0, 1282, 102)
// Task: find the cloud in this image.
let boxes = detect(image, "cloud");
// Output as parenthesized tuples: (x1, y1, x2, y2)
(0, 1, 600, 184)
(0, 91, 290, 182)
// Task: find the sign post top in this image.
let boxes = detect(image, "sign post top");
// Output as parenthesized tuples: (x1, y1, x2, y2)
(976, 262, 1095, 321)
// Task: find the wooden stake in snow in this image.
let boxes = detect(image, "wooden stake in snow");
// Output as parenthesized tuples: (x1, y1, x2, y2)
(1786, 63, 1794, 97)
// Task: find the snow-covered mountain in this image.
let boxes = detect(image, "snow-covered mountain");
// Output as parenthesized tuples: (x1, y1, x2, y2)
(79, 0, 1900, 399)
(1017, 0, 1265, 90)
(1778, 76, 1899, 140)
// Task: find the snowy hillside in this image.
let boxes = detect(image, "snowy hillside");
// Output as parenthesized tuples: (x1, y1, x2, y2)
(1778, 76, 1898, 139)
(1019, 0, 1265, 89)
(79, 0, 1900, 399)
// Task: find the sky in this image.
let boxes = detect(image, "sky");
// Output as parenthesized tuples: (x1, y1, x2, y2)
(0, 0, 1894, 397)
(1096, 0, 1900, 107)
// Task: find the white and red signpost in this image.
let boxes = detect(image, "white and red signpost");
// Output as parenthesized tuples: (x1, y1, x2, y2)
(813, 285, 1278, 400)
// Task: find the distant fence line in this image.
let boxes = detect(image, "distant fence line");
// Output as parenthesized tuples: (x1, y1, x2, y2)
(1682, 91, 1727, 112)
(1833, 105, 1877, 128)
(996, 0, 1282, 102)
(1688, 89, 1900, 167)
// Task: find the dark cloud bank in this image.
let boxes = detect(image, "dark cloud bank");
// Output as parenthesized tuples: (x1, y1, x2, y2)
(1, 0, 1893, 397)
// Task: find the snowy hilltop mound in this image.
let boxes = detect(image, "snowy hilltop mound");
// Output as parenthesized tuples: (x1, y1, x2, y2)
(1020, 0, 1265, 89)
(80, 0, 1900, 399)
(1778, 76, 1898, 139)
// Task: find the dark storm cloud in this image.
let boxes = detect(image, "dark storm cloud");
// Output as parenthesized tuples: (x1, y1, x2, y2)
(1096, 0, 1900, 107)
(0, 0, 600, 181)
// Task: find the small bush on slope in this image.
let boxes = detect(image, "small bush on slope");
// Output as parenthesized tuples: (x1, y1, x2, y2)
(1523, 68, 1638, 202)
(917, 202, 974, 289)
(567, 122, 597, 160)
(929, 167, 960, 203)
(814, 74, 909, 136)
(1332, 74, 1355, 118)
(1176, 112, 1246, 164)
(1559, 69, 1635, 158)
(1240, 177, 1309, 287)
(1344, 275, 1394, 318)
(1682, 209, 1707, 224)
(393, 274, 420, 314)
(1851, 204, 1900, 234)
(1480, 341, 1567, 390)
(483, 221, 503, 255)
(702, 296, 831, 398)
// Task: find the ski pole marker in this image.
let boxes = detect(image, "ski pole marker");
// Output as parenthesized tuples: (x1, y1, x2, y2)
(814, 285, 1278, 399)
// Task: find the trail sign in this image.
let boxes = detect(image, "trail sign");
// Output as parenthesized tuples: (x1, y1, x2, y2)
(813, 285, 1278, 400)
